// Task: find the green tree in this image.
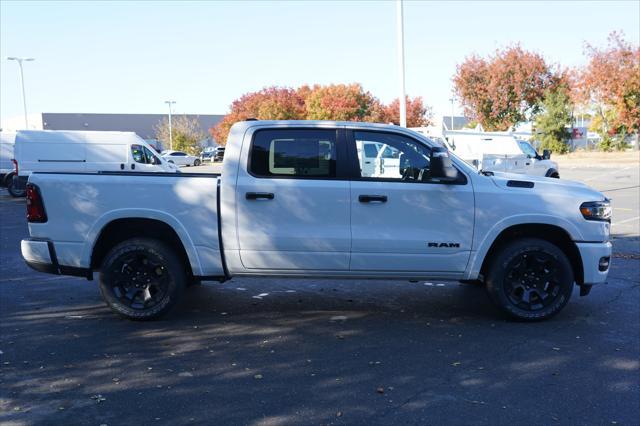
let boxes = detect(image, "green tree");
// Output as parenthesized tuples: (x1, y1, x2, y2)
(154, 115, 207, 155)
(534, 89, 573, 154)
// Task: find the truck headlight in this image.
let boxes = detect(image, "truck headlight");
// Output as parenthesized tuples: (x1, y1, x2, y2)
(580, 200, 611, 222)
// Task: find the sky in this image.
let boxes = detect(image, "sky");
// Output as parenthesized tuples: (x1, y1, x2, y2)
(1, 0, 639, 127)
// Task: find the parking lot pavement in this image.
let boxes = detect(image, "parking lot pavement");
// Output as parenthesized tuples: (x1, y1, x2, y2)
(186, 162, 223, 174)
(1, 167, 638, 425)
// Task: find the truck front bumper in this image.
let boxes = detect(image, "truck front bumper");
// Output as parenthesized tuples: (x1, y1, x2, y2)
(576, 241, 612, 285)
(21, 238, 92, 279)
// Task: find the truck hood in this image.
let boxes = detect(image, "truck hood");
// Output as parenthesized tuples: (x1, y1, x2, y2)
(488, 171, 606, 201)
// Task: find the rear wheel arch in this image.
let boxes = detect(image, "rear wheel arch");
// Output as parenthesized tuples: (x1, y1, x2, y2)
(3, 171, 15, 187)
(479, 223, 583, 285)
(91, 218, 194, 278)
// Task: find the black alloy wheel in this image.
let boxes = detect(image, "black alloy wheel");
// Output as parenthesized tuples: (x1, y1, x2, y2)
(503, 251, 562, 311)
(99, 238, 186, 320)
(485, 238, 573, 321)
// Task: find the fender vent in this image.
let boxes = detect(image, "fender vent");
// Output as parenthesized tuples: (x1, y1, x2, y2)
(506, 180, 534, 188)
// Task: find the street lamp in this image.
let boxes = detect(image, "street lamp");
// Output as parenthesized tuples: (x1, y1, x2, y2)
(396, 0, 406, 127)
(6, 57, 35, 129)
(164, 100, 176, 150)
(449, 96, 455, 130)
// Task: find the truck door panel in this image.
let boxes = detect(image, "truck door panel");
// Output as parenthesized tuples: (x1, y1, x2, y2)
(236, 128, 350, 270)
(349, 130, 474, 272)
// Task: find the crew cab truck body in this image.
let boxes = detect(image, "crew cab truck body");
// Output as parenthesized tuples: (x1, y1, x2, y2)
(21, 121, 612, 321)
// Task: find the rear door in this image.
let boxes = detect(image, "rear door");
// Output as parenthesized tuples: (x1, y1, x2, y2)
(348, 130, 474, 274)
(235, 127, 351, 271)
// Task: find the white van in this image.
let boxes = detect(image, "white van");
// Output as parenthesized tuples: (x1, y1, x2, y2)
(13, 130, 177, 194)
(0, 132, 24, 196)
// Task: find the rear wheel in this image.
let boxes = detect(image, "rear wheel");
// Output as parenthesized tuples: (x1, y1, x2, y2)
(194, 159, 201, 166)
(7, 174, 26, 197)
(485, 238, 573, 321)
(99, 238, 186, 320)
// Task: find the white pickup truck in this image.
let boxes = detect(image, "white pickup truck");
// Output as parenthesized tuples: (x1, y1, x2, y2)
(21, 121, 612, 321)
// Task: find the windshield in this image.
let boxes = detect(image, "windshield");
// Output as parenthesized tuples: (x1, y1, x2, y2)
(518, 140, 538, 158)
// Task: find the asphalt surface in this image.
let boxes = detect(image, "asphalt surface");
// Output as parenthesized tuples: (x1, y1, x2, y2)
(1, 165, 638, 426)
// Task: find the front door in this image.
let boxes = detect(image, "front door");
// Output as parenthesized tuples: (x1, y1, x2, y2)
(236, 128, 351, 271)
(130, 145, 163, 172)
(348, 130, 474, 274)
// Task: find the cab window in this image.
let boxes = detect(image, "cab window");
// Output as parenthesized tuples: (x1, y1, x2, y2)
(518, 141, 538, 158)
(131, 145, 147, 164)
(355, 131, 431, 182)
(143, 146, 160, 165)
(131, 145, 159, 164)
(363, 143, 379, 158)
(250, 129, 337, 178)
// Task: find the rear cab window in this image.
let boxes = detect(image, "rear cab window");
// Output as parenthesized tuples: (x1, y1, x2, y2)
(249, 129, 337, 178)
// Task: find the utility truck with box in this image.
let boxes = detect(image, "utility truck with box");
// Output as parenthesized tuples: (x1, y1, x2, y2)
(21, 121, 611, 321)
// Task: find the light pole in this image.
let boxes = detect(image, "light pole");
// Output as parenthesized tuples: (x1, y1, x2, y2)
(396, 0, 406, 127)
(449, 96, 455, 130)
(164, 100, 176, 150)
(6, 57, 35, 129)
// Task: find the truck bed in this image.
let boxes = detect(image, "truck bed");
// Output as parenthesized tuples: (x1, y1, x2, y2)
(27, 171, 224, 277)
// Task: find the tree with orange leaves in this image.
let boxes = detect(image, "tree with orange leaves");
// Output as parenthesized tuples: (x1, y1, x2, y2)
(576, 32, 639, 148)
(210, 87, 305, 145)
(211, 84, 431, 144)
(453, 46, 565, 131)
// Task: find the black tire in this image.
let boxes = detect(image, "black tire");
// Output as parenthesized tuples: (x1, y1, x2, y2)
(7, 174, 26, 198)
(194, 159, 201, 166)
(99, 238, 186, 320)
(485, 238, 573, 321)
(546, 169, 560, 179)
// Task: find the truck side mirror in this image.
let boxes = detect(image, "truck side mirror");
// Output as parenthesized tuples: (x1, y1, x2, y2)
(429, 147, 459, 182)
(542, 149, 551, 160)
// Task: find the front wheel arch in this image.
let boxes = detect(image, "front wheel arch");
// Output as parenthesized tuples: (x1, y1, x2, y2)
(479, 223, 583, 286)
(545, 168, 560, 178)
(485, 237, 574, 321)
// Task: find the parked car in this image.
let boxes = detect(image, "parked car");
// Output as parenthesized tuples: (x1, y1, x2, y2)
(200, 147, 216, 163)
(12, 130, 177, 196)
(200, 146, 225, 163)
(0, 132, 24, 197)
(161, 150, 201, 167)
(21, 120, 611, 322)
(213, 146, 225, 162)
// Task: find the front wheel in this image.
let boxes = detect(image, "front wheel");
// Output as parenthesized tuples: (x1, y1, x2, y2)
(99, 238, 186, 320)
(485, 238, 573, 321)
(194, 159, 201, 166)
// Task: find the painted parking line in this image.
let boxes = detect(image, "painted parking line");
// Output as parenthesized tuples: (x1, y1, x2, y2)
(583, 166, 633, 182)
(612, 216, 640, 226)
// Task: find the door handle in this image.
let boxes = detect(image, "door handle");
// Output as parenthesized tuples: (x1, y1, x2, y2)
(246, 192, 274, 200)
(525, 162, 531, 166)
(120, 163, 125, 170)
(365, 161, 372, 164)
(359, 194, 387, 203)
(131, 163, 135, 170)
